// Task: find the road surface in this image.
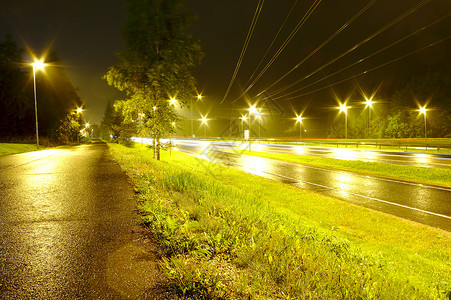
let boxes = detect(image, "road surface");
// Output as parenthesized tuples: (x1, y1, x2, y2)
(175, 142, 451, 232)
(170, 139, 451, 169)
(0, 142, 172, 299)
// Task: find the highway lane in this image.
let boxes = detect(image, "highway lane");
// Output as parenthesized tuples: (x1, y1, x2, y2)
(0, 142, 171, 299)
(169, 139, 451, 169)
(175, 143, 451, 232)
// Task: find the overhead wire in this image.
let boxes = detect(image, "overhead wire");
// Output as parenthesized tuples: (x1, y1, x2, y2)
(242, 0, 299, 90)
(279, 34, 451, 101)
(265, 0, 432, 98)
(220, 0, 264, 104)
(270, 12, 451, 101)
(232, 0, 322, 103)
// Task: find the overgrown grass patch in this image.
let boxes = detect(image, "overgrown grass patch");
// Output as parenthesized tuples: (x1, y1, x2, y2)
(0, 143, 39, 157)
(109, 143, 451, 299)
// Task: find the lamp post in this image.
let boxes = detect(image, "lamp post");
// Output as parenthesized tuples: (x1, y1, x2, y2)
(240, 116, 247, 139)
(248, 104, 257, 151)
(295, 115, 303, 139)
(201, 115, 208, 138)
(32, 59, 45, 149)
(255, 111, 262, 138)
(191, 95, 202, 137)
(365, 98, 373, 139)
(419, 106, 427, 139)
(76, 107, 83, 144)
(339, 103, 350, 139)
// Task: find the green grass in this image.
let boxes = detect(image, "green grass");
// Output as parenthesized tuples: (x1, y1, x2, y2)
(0, 143, 39, 157)
(108, 143, 451, 299)
(227, 148, 451, 188)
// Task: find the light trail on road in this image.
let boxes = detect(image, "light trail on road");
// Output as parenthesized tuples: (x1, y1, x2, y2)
(172, 141, 451, 232)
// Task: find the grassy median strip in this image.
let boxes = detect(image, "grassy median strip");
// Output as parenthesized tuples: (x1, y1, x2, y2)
(231, 148, 451, 188)
(109, 143, 451, 299)
(0, 143, 38, 157)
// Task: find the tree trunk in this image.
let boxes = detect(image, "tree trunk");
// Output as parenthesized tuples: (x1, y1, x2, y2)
(156, 137, 160, 160)
(152, 137, 156, 159)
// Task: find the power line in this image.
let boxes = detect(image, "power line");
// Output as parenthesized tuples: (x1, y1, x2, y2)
(242, 0, 299, 90)
(220, 0, 264, 104)
(267, 0, 433, 98)
(271, 12, 451, 101)
(279, 34, 451, 101)
(232, 0, 322, 103)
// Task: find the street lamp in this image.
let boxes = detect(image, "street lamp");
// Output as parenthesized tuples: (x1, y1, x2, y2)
(75, 107, 83, 144)
(240, 115, 247, 139)
(200, 115, 208, 138)
(255, 111, 262, 138)
(190, 94, 202, 137)
(419, 106, 427, 139)
(32, 59, 46, 149)
(339, 103, 350, 139)
(295, 115, 303, 139)
(365, 98, 373, 139)
(248, 104, 258, 151)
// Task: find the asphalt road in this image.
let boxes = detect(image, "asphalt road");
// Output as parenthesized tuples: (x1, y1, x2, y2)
(0, 142, 172, 299)
(176, 143, 451, 232)
(171, 139, 451, 169)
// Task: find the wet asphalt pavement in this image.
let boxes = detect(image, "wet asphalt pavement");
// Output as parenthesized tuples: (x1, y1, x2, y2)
(176, 144, 451, 232)
(0, 142, 171, 299)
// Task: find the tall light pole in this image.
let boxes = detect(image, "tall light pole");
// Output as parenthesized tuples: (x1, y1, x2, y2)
(248, 104, 257, 151)
(76, 107, 83, 144)
(255, 111, 262, 138)
(240, 115, 247, 139)
(295, 115, 303, 139)
(419, 106, 427, 139)
(339, 103, 350, 139)
(365, 98, 373, 139)
(32, 59, 45, 149)
(191, 95, 201, 137)
(201, 115, 208, 138)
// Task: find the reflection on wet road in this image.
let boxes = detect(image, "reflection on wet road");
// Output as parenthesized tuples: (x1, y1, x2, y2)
(0, 143, 142, 298)
(168, 139, 451, 169)
(175, 142, 451, 232)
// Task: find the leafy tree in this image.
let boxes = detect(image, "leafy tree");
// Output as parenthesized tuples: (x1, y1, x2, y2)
(104, 0, 202, 159)
(100, 101, 114, 140)
(109, 100, 137, 145)
(57, 113, 79, 144)
(0, 35, 33, 138)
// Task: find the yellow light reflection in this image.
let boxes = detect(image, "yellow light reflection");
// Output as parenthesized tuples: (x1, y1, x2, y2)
(414, 153, 430, 164)
(294, 146, 306, 155)
(241, 155, 268, 177)
(332, 148, 357, 160)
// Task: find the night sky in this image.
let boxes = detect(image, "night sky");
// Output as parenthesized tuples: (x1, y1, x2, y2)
(1, 0, 450, 136)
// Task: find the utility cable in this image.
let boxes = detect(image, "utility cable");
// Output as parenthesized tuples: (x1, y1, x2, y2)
(232, 0, 322, 103)
(270, 12, 451, 100)
(243, 0, 299, 89)
(280, 34, 451, 101)
(260, 0, 431, 98)
(220, 0, 264, 104)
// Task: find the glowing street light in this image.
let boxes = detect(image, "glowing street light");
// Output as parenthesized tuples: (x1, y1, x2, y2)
(32, 59, 46, 149)
(248, 104, 259, 151)
(419, 106, 427, 139)
(295, 115, 303, 139)
(75, 107, 83, 144)
(255, 111, 262, 138)
(200, 115, 208, 138)
(339, 103, 350, 139)
(191, 94, 202, 137)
